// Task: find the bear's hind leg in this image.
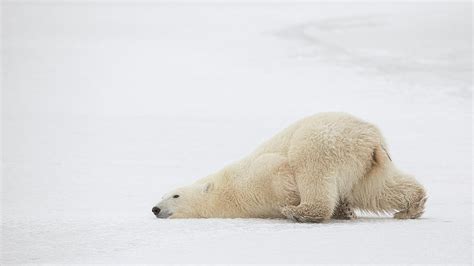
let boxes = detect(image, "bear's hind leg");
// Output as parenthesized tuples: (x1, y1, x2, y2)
(352, 171, 427, 219)
(393, 189, 427, 219)
(332, 199, 357, 220)
(281, 172, 338, 223)
(385, 175, 427, 219)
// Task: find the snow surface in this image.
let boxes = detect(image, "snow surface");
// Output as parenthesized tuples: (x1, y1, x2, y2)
(2, 1, 472, 264)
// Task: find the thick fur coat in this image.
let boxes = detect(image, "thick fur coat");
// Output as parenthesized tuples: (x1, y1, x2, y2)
(153, 113, 427, 222)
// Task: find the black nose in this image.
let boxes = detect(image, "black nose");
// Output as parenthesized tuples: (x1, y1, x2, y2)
(152, 206, 160, 215)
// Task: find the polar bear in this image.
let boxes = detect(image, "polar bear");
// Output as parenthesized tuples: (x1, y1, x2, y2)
(152, 113, 427, 222)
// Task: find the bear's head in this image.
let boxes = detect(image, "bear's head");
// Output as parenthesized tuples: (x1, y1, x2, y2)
(152, 181, 214, 219)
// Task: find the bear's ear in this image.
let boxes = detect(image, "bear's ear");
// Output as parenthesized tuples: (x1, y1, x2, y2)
(202, 182, 214, 193)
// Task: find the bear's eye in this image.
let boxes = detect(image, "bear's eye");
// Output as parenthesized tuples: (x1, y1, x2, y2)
(173, 195, 180, 198)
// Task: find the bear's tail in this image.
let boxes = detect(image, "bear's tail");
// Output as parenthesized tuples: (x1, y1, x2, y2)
(372, 144, 392, 166)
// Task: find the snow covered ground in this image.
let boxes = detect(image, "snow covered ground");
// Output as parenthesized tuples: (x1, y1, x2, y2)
(2, 1, 472, 264)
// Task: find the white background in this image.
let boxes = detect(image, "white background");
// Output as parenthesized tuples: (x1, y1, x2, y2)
(2, 0, 472, 264)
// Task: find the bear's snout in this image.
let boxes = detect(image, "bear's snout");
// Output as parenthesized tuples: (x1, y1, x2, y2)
(152, 206, 160, 216)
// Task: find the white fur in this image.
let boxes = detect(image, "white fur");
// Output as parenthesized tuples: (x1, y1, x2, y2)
(154, 112, 427, 222)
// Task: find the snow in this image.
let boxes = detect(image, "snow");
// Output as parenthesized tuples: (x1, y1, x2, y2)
(2, 1, 472, 264)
